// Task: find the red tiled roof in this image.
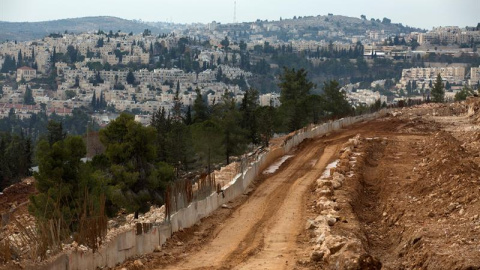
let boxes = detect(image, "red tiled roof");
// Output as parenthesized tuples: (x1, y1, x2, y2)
(0, 103, 40, 110)
(17, 66, 35, 71)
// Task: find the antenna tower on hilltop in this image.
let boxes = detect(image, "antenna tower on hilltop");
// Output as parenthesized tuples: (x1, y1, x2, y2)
(233, 1, 237, 23)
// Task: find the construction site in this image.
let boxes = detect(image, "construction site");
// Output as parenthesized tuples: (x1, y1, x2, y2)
(1, 97, 480, 270)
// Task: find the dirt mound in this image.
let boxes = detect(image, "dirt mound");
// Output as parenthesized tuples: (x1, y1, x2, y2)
(0, 178, 35, 214)
(349, 128, 480, 269)
(466, 97, 480, 124)
(0, 178, 37, 267)
(304, 104, 480, 270)
(305, 135, 384, 269)
(397, 132, 479, 269)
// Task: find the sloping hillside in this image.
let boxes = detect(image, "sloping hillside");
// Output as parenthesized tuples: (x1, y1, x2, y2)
(0, 16, 169, 42)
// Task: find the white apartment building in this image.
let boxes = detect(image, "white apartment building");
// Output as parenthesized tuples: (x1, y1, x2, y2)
(400, 66, 466, 87)
(418, 27, 480, 45)
(470, 66, 480, 86)
(347, 89, 387, 107)
(259, 93, 281, 107)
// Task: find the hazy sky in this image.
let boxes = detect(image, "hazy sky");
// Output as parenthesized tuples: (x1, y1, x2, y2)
(1, 0, 478, 29)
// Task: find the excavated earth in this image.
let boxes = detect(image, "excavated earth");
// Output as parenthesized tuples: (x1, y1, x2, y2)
(1, 100, 479, 270)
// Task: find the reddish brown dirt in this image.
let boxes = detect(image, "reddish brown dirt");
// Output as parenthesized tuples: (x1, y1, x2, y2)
(3, 102, 477, 270)
(348, 128, 480, 269)
(314, 104, 480, 269)
(0, 178, 35, 214)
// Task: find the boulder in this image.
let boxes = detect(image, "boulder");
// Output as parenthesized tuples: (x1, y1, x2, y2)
(310, 250, 325, 262)
(305, 219, 318, 230)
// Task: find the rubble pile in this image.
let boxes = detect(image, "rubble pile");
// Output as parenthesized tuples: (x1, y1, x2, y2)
(0, 178, 37, 264)
(64, 205, 167, 254)
(466, 96, 480, 123)
(212, 161, 240, 188)
(410, 131, 480, 225)
(389, 102, 467, 118)
(306, 135, 381, 269)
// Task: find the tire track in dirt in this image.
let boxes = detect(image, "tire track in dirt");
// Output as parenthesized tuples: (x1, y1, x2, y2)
(161, 138, 342, 270)
(233, 143, 342, 270)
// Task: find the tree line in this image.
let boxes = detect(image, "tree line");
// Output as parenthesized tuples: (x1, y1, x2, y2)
(0, 107, 97, 191)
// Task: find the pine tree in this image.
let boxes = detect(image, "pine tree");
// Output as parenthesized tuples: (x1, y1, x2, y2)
(431, 74, 445, 103)
(406, 81, 412, 96)
(216, 93, 246, 164)
(51, 47, 56, 66)
(278, 67, 315, 131)
(29, 135, 92, 238)
(172, 87, 182, 120)
(47, 120, 65, 146)
(99, 91, 105, 109)
(151, 108, 170, 162)
(240, 88, 259, 144)
(0, 55, 17, 73)
(100, 113, 174, 217)
(126, 70, 135, 85)
(321, 80, 353, 117)
(0, 138, 10, 190)
(256, 105, 275, 147)
(216, 66, 223, 82)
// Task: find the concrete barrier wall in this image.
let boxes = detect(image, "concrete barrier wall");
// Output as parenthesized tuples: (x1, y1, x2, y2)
(35, 110, 388, 270)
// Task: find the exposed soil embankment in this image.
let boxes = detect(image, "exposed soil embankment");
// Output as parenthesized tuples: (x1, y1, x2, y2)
(309, 115, 480, 269)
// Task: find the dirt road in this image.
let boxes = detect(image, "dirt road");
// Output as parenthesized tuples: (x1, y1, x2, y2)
(148, 119, 392, 270)
(162, 138, 342, 270)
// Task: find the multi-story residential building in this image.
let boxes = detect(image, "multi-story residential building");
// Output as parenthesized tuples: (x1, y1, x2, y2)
(16, 66, 37, 81)
(400, 66, 466, 87)
(218, 65, 252, 80)
(34, 50, 51, 74)
(347, 89, 387, 107)
(470, 66, 480, 86)
(418, 27, 480, 45)
(103, 53, 118, 65)
(55, 62, 70, 74)
(259, 93, 281, 107)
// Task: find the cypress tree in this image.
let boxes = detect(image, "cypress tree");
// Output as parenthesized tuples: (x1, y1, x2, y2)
(91, 91, 97, 110)
(193, 88, 208, 123)
(185, 106, 192, 125)
(24, 85, 35, 105)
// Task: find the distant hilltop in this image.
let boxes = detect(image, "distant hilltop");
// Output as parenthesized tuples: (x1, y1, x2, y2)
(0, 14, 425, 42)
(0, 16, 172, 42)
